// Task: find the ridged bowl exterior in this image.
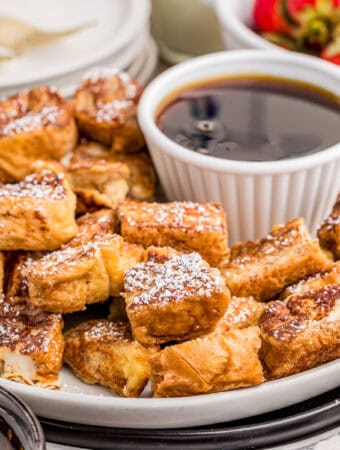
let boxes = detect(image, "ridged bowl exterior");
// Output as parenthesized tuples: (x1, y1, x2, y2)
(147, 137, 340, 243)
(138, 50, 340, 244)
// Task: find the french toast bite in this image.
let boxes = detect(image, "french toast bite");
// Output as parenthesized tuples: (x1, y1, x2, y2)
(0, 87, 77, 182)
(260, 284, 340, 379)
(70, 141, 156, 201)
(64, 319, 156, 397)
(117, 201, 230, 267)
(72, 69, 144, 152)
(318, 194, 340, 260)
(68, 159, 130, 214)
(108, 152, 156, 201)
(0, 169, 78, 251)
(124, 252, 230, 345)
(0, 296, 64, 389)
(150, 327, 264, 397)
(72, 208, 116, 243)
(280, 262, 340, 300)
(217, 296, 265, 332)
(25, 218, 144, 313)
(223, 218, 331, 302)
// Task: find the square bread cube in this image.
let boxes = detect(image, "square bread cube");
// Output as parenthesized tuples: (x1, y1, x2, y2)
(280, 261, 340, 300)
(318, 194, 340, 260)
(150, 327, 264, 397)
(68, 159, 130, 214)
(4, 252, 43, 301)
(260, 284, 340, 379)
(70, 142, 157, 201)
(117, 201, 230, 267)
(64, 319, 156, 397)
(72, 69, 144, 152)
(72, 208, 116, 244)
(25, 222, 145, 313)
(0, 169, 78, 251)
(223, 218, 331, 301)
(124, 252, 230, 345)
(216, 296, 265, 332)
(0, 86, 77, 182)
(25, 238, 112, 313)
(0, 296, 64, 389)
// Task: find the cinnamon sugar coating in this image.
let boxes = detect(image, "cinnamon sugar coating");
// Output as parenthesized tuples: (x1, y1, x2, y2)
(117, 200, 230, 267)
(318, 194, 340, 260)
(24, 210, 144, 313)
(0, 291, 64, 389)
(260, 283, 340, 379)
(0, 86, 77, 182)
(64, 319, 157, 397)
(280, 261, 340, 300)
(223, 218, 331, 301)
(124, 252, 230, 345)
(68, 158, 130, 214)
(150, 327, 264, 397)
(0, 169, 78, 251)
(70, 141, 156, 201)
(72, 69, 144, 152)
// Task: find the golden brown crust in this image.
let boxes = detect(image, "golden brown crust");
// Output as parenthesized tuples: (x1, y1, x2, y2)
(0, 87, 78, 182)
(150, 327, 264, 397)
(70, 141, 156, 201)
(108, 152, 156, 200)
(72, 69, 144, 152)
(260, 284, 340, 379)
(0, 169, 78, 251)
(223, 218, 331, 301)
(24, 210, 144, 313)
(280, 261, 340, 300)
(318, 195, 340, 260)
(4, 252, 44, 301)
(117, 200, 230, 267)
(64, 319, 156, 397)
(0, 295, 64, 388)
(217, 296, 265, 332)
(68, 159, 130, 214)
(124, 252, 230, 345)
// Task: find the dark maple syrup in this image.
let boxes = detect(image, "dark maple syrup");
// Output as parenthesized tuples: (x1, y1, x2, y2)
(156, 75, 340, 161)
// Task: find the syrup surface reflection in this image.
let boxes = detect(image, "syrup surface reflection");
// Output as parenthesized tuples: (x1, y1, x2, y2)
(157, 77, 340, 162)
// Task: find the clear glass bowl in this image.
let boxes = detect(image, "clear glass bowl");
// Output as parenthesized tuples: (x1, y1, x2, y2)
(0, 386, 45, 450)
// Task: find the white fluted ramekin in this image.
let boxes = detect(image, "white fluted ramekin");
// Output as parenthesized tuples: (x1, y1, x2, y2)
(138, 50, 340, 243)
(215, 0, 280, 51)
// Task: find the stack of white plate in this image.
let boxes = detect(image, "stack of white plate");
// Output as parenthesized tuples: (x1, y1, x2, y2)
(0, 0, 157, 98)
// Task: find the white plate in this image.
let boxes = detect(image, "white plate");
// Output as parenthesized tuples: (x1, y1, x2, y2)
(134, 37, 159, 85)
(0, 360, 338, 429)
(0, 0, 150, 88)
(0, 30, 150, 99)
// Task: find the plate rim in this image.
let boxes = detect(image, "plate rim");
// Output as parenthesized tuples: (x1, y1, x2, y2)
(40, 388, 340, 450)
(0, 359, 338, 429)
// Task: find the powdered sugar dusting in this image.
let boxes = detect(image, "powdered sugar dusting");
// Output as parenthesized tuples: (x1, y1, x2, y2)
(0, 170, 66, 199)
(119, 201, 226, 233)
(0, 106, 61, 137)
(74, 320, 132, 344)
(124, 252, 225, 307)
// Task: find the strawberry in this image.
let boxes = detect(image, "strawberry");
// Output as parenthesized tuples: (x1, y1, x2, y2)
(253, 0, 291, 34)
(321, 40, 340, 63)
(286, 0, 340, 50)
